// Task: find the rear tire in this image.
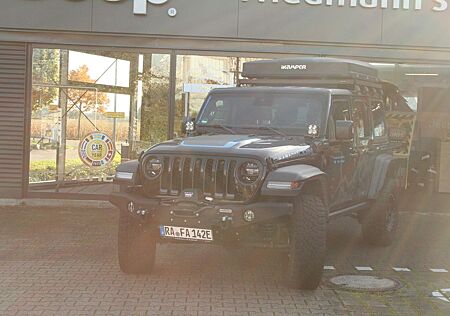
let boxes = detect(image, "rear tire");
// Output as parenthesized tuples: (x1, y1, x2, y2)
(361, 179, 399, 247)
(118, 210, 157, 274)
(286, 195, 328, 290)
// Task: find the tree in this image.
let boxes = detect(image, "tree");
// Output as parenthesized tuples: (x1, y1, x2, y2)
(32, 49, 60, 113)
(67, 65, 109, 138)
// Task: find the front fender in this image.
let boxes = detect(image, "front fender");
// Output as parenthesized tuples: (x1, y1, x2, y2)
(261, 165, 328, 200)
(114, 160, 140, 185)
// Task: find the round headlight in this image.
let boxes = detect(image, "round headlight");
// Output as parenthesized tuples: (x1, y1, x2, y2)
(144, 157, 163, 179)
(237, 161, 261, 184)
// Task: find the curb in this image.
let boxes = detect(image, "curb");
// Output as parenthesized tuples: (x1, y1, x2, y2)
(0, 199, 114, 209)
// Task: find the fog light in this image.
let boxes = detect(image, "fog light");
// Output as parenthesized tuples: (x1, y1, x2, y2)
(127, 202, 135, 213)
(243, 210, 255, 222)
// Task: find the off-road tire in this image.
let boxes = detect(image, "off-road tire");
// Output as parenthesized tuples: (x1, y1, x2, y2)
(286, 194, 328, 290)
(361, 179, 399, 247)
(118, 210, 156, 274)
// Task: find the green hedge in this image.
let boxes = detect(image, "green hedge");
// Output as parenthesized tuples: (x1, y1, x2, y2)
(29, 156, 121, 182)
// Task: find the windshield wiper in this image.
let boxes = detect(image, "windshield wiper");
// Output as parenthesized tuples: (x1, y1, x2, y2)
(198, 124, 237, 135)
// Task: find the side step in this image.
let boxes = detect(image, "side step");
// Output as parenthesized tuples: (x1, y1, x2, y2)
(329, 202, 370, 219)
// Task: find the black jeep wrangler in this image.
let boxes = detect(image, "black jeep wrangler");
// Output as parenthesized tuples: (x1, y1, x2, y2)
(110, 58, 410, 290)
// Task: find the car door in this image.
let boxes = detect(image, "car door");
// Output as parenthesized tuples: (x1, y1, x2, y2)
(349, 98, 375, 202)
(326, 97, 360, 208)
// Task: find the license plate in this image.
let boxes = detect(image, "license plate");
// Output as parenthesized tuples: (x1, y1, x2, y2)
(160, 226, 214, 241)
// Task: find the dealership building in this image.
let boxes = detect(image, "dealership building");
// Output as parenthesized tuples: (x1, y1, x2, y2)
(1, 0, 450, 203)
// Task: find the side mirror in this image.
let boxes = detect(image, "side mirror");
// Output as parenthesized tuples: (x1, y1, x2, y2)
(335, 120, 354, 141)
(181, 117, 196, 135)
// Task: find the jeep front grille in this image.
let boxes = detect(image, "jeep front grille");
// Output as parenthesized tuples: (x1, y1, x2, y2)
(145, 156, 241, 200)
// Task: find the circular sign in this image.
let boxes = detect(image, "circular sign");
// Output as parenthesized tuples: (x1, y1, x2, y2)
(168, 7, 177, 17)
(79, 132, 116, 168)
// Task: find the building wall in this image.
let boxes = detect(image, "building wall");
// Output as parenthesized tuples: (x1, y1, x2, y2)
(0, 0, 449, 62)
(0, 42, 30, 198)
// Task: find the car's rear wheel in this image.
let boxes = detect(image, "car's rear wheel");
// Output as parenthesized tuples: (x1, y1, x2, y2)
(361, 179, 399, 247)
(286, 194, 328, 290)
(118, 210, 156, 274)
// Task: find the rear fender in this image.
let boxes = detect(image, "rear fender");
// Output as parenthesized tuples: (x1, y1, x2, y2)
(368, 154, 406, 199)
(261, 165, 329, 204)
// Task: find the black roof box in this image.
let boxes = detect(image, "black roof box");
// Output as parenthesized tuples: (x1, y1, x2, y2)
(242, 57, 378, 82)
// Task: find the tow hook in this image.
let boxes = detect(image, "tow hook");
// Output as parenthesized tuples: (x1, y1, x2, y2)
(127, 201, 152, 222)
(133, 208, 152, 222)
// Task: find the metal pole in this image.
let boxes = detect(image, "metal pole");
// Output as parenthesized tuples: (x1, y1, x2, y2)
(128, 54, 139, 152)
(112, 59, 118, 145)
(184, 92, 190, 117)
(168, 52, 177, 140)
(57, 50, 69, 187)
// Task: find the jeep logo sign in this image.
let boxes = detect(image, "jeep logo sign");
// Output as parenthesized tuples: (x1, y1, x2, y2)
(241, 0, 448, 12)
(281, 64, 307, 70)
(104, 0, 170, 15)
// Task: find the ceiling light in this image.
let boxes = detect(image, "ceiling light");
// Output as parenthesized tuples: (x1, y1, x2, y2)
(404, 73, 439, 76)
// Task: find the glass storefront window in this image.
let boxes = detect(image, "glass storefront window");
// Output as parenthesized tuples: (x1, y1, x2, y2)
(69, 51, 130, 88)
(139, 54, 171, 146)
(30, 49, 61, 184)
(175, 55, 238, 137)
(29, 48, 172, 196)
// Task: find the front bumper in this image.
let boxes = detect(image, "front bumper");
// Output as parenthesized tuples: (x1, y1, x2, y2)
(110, 191, 293, 234)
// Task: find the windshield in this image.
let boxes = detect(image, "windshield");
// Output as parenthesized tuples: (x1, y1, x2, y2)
(196, 92, 328, 136)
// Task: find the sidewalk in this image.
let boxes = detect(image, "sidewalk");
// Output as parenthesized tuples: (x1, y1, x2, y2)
(0, 206, 449, 315)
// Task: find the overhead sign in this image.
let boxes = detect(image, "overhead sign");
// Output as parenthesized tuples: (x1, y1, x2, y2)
(104, 0, 177, 15)
(241, 0, 448, 12)
(79, 132, 116, 168)
(104, 112, 126, 119)
(102, 0, 449, 15)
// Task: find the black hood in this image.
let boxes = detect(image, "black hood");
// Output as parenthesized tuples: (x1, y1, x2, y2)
(146, 134, 314, 164)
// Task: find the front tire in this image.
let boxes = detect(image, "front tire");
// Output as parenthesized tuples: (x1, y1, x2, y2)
(361, 179, 399, 247)
(118, 210, 157, 274)
(286, 195, 328, 290)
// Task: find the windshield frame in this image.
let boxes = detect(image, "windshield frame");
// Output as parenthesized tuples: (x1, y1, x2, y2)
(196, 90, 331, 137)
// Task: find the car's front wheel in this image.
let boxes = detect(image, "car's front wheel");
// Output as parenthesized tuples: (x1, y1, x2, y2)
(118, 210, 157, 274)
(286, 194, 328, 290)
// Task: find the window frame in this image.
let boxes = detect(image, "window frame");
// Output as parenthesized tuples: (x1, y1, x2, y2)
(352, 98, 372, 147)
(370, 98, 389, 144)
(327, 96, 352, 142)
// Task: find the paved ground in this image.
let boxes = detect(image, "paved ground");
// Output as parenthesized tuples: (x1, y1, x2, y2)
(0, 206, 449, 315)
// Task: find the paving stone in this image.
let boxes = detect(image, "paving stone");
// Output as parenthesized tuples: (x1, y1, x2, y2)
(0, 207, 449, 315)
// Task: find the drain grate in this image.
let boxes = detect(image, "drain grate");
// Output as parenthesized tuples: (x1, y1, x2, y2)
(329, 275, 402, 292)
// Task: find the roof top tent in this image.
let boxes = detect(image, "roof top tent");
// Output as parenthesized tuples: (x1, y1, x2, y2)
(242, 57, 378, 81)
(240, 57, 379, 88)
(239, 57, 411, 112)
